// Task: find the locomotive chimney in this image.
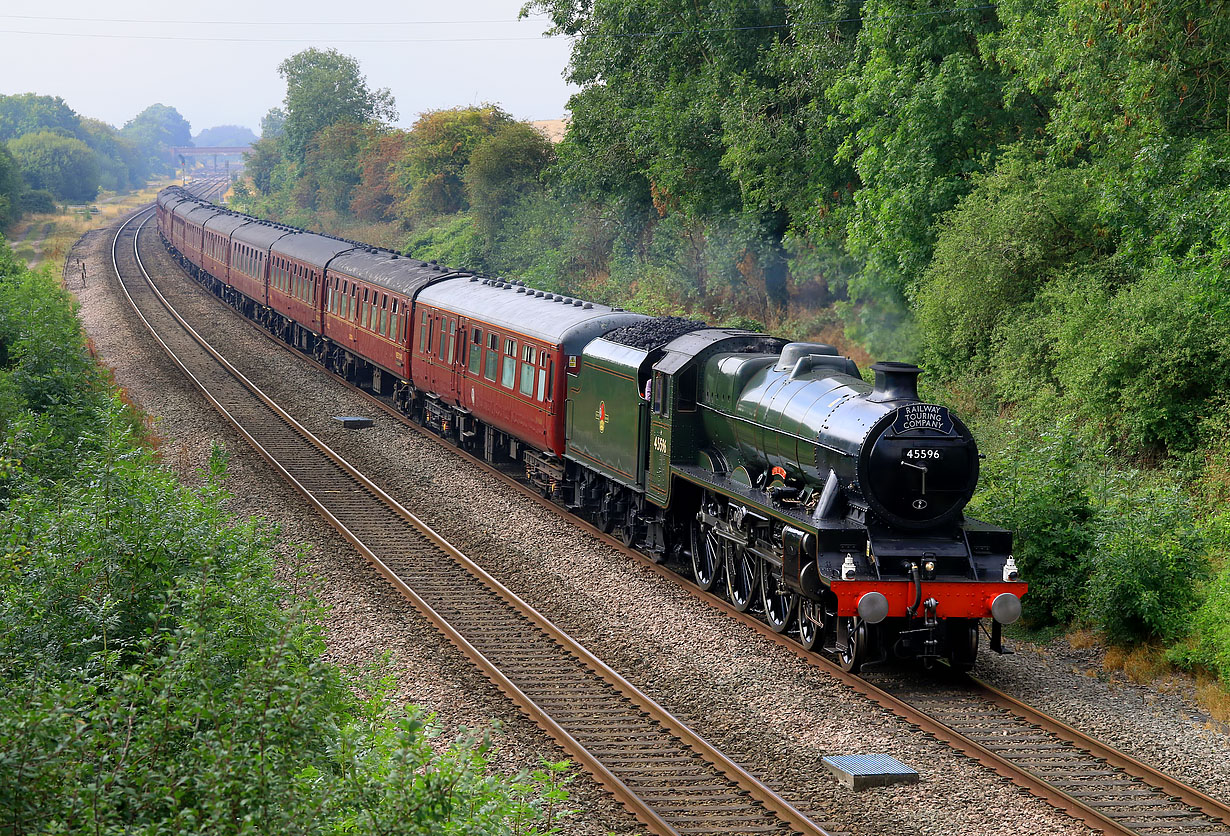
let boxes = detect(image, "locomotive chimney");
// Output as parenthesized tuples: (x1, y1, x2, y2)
(867, 361, 921, 402)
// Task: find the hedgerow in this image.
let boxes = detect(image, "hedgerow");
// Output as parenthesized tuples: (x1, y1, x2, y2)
(0, 242, 571, 834)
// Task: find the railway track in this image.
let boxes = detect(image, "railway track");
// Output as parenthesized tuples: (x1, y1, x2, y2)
(867, 673, 1230, 836)
(111, 203, 835, 836)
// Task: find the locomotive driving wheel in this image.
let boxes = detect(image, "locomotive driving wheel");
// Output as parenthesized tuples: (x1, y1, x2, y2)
(690, 519, 723, 592)
(620, 502, 642, 547)
(797, 601, 823, 651)
(759, 560, 796, 633)
(725, 546, 758, 613)
(835, 616, 867, 673)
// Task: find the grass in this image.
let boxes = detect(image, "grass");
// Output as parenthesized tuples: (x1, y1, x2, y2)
(1195, 677, 1230, 726)
(6, 179, 174, 270)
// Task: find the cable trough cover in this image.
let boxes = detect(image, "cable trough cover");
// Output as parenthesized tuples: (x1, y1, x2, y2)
(822, 754, 919, 790)
(333, 416, 374, 429)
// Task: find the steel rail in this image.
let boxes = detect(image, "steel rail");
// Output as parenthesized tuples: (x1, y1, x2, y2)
(110, 205, 834, 836)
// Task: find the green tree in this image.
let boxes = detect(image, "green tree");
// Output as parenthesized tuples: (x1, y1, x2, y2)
(303, 122, 366, 213)
(465, 122, 554, 234)
(77, 117, 138, 191)
(0, 93, 80, 143)
(244, 137, 284, 195)
(827, 0, 1045, 355)
(7, 131, 100, 202)
(260, 107, 286, 139)
(278, 49, 395, 162)
(395, 105, 512, 223)
(0, 146, 23, 228)
(121, 103, 192, 174)
(193, 124, 258, 147)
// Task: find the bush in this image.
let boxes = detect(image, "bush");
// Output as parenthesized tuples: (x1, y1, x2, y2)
(1086, 478, 1207, 644)
(0, 234, 572, 835)
(968, 426, 1095, 627)
(1172, 557, 1230, 685)
(18, 188, 55, 213)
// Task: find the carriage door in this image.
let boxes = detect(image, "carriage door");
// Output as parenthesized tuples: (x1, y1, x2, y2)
(445, 316, 461, 402)
(646, 370, 672, 505)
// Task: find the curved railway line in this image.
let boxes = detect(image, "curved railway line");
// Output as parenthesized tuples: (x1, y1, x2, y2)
(107, 192, 1230, 836)
(111, 199, 836, 836)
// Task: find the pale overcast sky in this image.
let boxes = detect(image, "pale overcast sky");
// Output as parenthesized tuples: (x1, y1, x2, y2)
(0, 1, 577, 135)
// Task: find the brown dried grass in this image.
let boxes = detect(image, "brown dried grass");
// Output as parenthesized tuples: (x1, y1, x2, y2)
(1195, 677, 1230, 726)
(1109, 646, 1169, 684)
(1103, 645, 1128, 672)
(1067, 629, 1100, 650)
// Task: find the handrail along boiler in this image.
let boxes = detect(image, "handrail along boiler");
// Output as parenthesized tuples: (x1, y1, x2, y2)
(156, 185, 1025, 671)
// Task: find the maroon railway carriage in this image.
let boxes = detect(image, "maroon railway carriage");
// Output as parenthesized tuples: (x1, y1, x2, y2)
(176, 203, 223, 270)
(228, 221, 298, 316)
(156, 190, 195, 244)
(200, 213, 252, 292)
(166, 193, 208, 257)
(411, 278, 644, 456)
(268, 233, 360, 348)
(320, 249, 458, 393)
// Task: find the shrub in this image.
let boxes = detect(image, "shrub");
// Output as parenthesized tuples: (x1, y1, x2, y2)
(1173, 558, 1230, 685)
(18, 188, 55, 214)
(966, 426, 1095, 627)
(1086, 477, 1207, 644)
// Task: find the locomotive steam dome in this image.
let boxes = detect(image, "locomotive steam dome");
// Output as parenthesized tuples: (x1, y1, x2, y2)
(855, 362, 979, 529)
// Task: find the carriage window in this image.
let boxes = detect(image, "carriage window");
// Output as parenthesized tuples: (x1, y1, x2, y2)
(501, 339, 517, 389)
(427, 316, 435, 353)
(350, 289, 357, 321)
(520, 345, 536, 396)
(468, 328, 482, 374)
(446, 320, 457, 364)
(485, 333, 498, 381)
(419, 310, 429, 351)
(437, 317, 448, 359)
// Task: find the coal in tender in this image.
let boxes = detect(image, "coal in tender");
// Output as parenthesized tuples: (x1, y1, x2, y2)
(606, 316, 707, 350)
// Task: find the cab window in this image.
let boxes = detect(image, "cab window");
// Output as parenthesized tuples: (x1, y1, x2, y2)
(652, 371, 669, 417)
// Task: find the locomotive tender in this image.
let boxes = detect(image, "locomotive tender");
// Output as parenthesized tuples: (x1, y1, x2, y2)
(157, 186, 1026, 672)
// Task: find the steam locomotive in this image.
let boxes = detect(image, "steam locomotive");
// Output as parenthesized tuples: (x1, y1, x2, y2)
(157, 185, 1026, 672)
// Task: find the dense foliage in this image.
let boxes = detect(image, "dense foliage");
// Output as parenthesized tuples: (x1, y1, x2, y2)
(0, 244, 571, 833)
(238, 13, 1230, 685)
(0, 95, 192, 224)
(278, 49, 396, 163)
